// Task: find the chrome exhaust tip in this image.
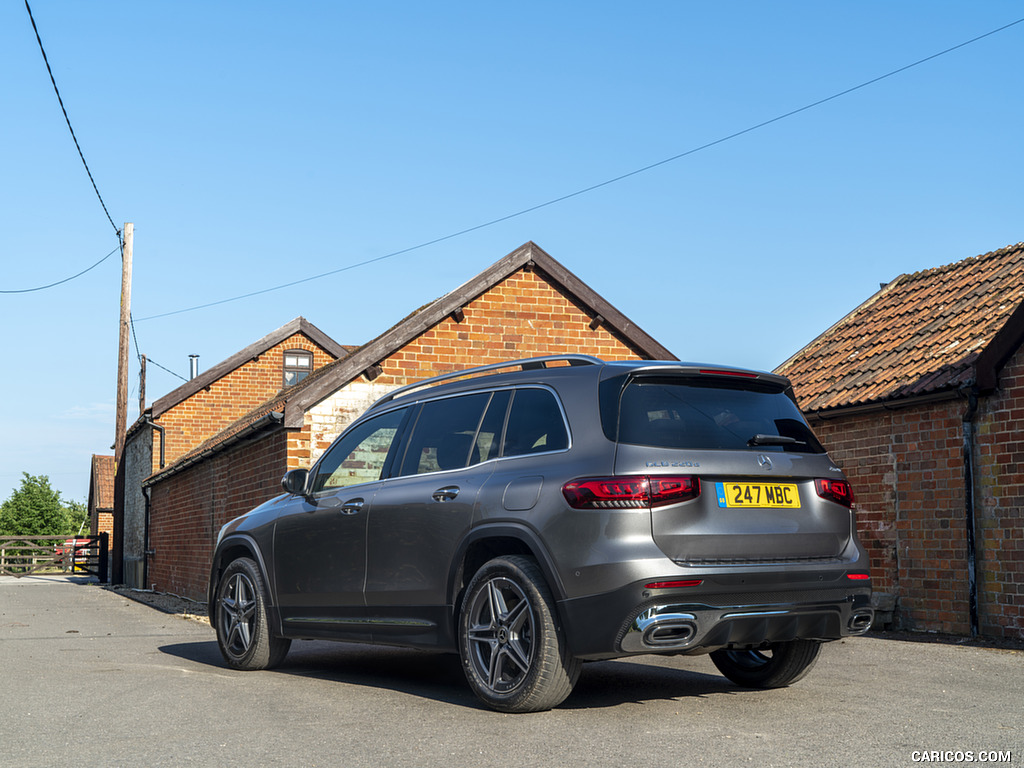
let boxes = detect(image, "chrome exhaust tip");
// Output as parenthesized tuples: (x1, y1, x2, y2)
(848, 610, 874, 634)
(622, 607, 699, 652)
(644, 619, 698, 647)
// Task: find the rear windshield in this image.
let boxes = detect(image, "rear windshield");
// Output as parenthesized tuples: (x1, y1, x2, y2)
(602, 375, 825, 453)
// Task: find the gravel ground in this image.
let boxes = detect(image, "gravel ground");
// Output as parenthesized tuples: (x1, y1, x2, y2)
(105, 583, 210, 625)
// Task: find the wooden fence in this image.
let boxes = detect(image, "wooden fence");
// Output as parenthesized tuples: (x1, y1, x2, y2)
(0, 533, 109, 581)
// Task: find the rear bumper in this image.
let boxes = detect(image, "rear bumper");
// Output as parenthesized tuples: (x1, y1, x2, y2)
(559, 573, 873, 660)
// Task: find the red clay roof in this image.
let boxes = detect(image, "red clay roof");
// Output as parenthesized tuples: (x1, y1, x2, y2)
(776, 242, 1024, 413)
(90, 454, 115, 511)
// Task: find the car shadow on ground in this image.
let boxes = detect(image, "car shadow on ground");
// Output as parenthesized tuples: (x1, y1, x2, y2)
(159, 639, 741, 711)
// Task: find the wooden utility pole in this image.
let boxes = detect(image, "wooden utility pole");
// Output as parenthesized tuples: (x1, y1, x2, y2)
(114, 222, 133, 464)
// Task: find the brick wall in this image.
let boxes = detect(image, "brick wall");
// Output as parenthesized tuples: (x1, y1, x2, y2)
(811, 401, 971, 634)
(298, 267, 646, 466)
(148, 428, 288, 600)
(808, 378, 1024, 640)
(974, 347, 1024, 638)
(91, 511, 113, 540)
(153, 333, 334, 473)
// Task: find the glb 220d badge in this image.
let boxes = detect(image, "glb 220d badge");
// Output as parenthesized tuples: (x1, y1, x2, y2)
(646, 460, 701, 468)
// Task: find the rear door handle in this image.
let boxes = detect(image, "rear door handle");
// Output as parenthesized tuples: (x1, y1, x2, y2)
(432, 486, 460, 502)
(341, 498, 364, 515)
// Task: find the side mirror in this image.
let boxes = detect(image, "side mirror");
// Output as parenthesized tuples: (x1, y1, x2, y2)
(281, 468, 309, 496)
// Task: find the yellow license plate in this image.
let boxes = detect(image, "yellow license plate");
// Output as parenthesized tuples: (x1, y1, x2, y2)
(716, 482, 800, 508)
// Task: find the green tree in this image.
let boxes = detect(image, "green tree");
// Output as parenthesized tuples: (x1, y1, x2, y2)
(63, 499, 89, 536)
(0, 473, 79, 536)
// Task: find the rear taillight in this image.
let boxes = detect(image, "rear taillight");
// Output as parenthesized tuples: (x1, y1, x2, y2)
(562, 476, 700, 509)
(815, 478, 854, 508)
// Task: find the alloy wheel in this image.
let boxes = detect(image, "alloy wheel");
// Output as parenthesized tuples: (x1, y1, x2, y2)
(465, 576, 536, 694)
(219, 571, 257, 657)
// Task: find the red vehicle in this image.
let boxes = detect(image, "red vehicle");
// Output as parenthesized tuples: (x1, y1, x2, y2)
(56, 538, 93, 571)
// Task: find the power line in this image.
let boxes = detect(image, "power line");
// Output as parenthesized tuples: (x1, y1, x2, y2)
(127, 15, 1018, 322)
(129, 312, 144, 368)
(146, 357, 188, 382)
(24, 0, 119, 237)
(0, 244, 120, 294)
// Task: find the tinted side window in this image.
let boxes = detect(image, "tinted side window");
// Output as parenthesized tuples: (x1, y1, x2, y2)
(311, 409, 407, 493)
(502, 388, 569, 457)
(475, 390, 510, 464)
(398, 393, 491, 476)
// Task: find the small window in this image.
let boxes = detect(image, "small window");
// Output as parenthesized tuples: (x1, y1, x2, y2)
(284, 349, 313, 387)
(502, 388, 569, 457)
(311, 409, 407, 493)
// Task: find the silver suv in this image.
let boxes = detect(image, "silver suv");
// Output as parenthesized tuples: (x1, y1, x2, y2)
(209, 356, 873, 712)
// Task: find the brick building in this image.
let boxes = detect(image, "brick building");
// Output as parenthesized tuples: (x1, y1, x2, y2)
(87, 454, 114, 543)
(118, 317, 350, 587)
(141, 242, 676, 600)
(776, 242, 1024, 640)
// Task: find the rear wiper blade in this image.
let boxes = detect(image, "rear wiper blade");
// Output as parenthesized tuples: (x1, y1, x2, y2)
(747, 434, 806, 447)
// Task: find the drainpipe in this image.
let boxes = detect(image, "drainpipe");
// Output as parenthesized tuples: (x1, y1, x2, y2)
(143, 486, 152, 590)
(142, 416, 165, 591)
(962, 386, 980, 637)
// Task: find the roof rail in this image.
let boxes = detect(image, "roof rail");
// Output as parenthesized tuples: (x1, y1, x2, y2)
(371, 354, 603, 407)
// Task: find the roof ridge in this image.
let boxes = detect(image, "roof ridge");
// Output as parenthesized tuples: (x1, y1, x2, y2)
(899, 241, 1024, 283)
(776, 241, 1024, 412)
(150, 316, 348, 418)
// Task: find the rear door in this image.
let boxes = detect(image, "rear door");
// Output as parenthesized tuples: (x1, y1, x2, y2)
(362, 392, 498, 628)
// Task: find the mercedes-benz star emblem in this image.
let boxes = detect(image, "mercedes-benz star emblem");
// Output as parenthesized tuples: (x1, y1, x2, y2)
(758, 454, 773, 470)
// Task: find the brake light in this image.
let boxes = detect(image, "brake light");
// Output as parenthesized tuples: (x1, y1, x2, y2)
(815, 478, 854, 508)
(698, 368, 758, 378)
(562, 476, 700, 509)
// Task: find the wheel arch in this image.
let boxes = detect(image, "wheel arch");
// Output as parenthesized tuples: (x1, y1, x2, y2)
(208, 534, 274, 616)
(448, 524, 567, 618)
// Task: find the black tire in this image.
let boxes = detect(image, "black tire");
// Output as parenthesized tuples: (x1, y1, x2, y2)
(458, 555, 581, 713)
(710, 639, 821, 688)
(214, 557, 290, 670)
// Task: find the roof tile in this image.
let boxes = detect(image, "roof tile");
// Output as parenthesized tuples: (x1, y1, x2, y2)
(776, 243, 1024, 412)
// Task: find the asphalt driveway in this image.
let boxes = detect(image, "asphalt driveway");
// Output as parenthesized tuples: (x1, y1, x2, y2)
(1, 575, 1019, 768)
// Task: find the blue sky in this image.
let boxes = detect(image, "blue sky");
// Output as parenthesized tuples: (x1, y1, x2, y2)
(2, 2, 1022, 503)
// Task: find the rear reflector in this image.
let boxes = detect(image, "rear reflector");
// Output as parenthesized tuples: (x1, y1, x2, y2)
(815, 478, 855, 508)
(846, 573, 870, 581)
(562, 476, 700, 509)
(645, 580, 703, 589)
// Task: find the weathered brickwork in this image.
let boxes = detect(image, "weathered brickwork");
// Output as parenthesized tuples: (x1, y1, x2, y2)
(973, 347, 1024, 638)
(808, 363, 1024, 639)
(91, 511, 114, 540)
(297, 268, 644, 466)
(811, 401, 971, 634)
(148, 429, 288, 599)
(152, 334, 334, 473)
